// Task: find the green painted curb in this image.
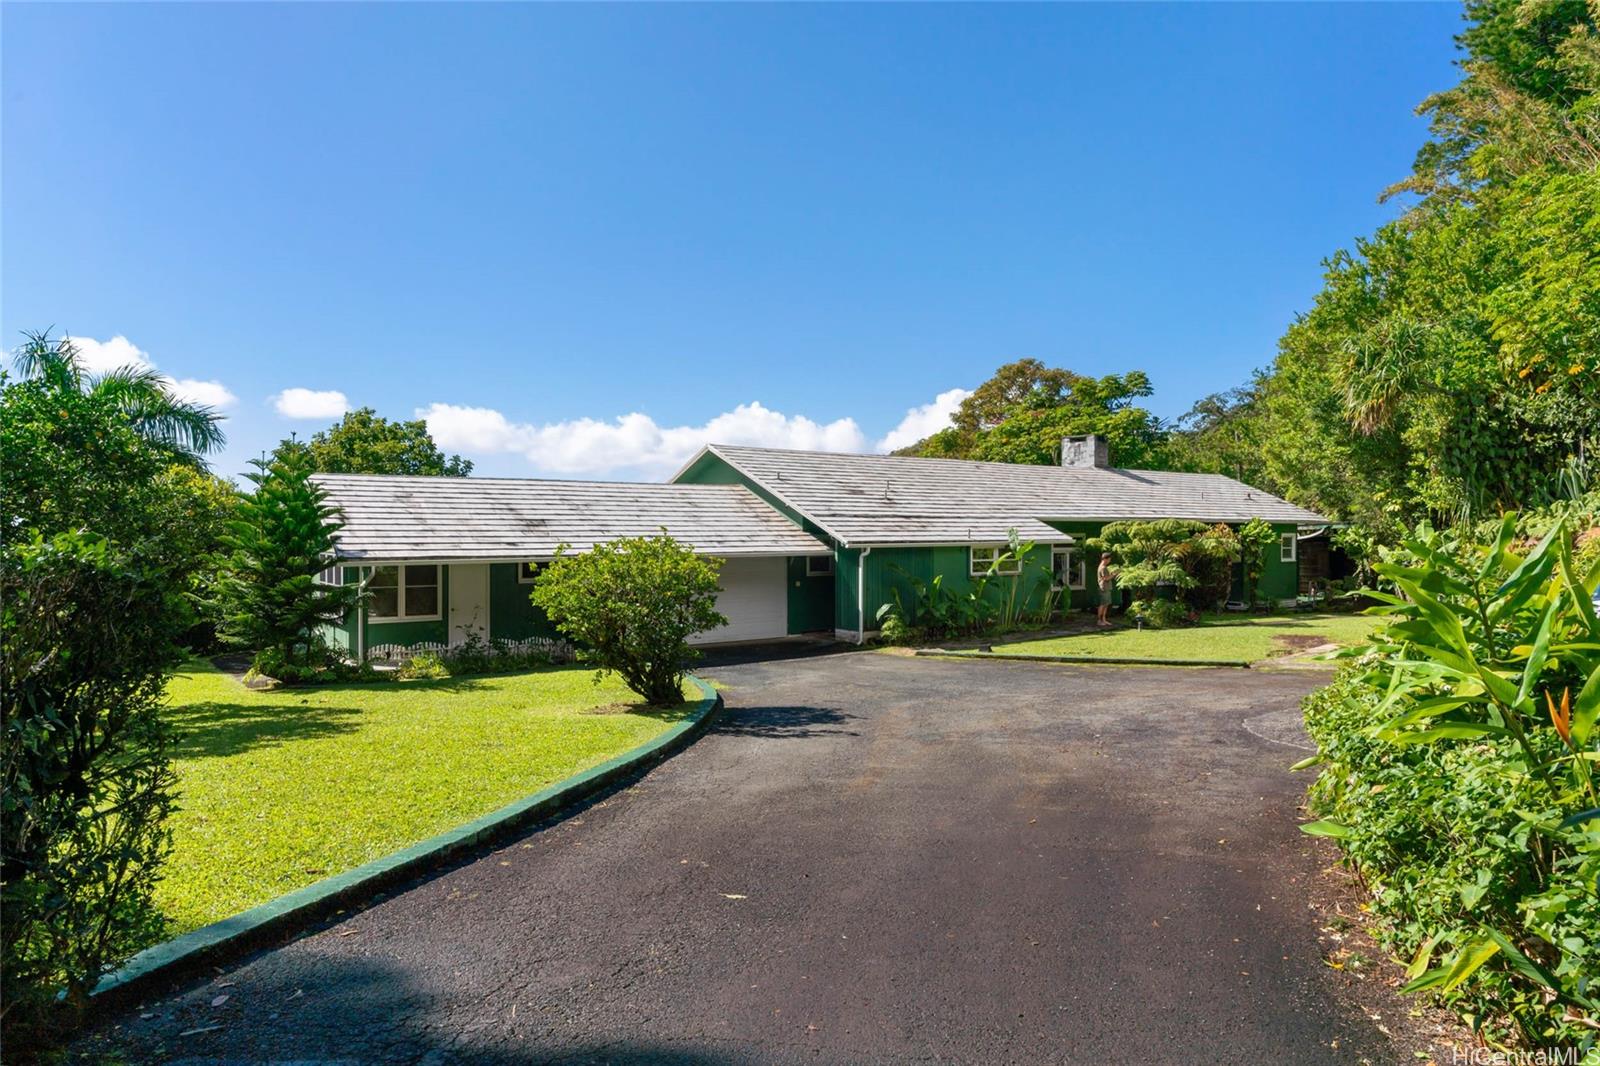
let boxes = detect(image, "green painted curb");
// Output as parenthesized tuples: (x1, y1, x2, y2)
(90, 675, 723, 1008)
(912, 649, 1251, 669)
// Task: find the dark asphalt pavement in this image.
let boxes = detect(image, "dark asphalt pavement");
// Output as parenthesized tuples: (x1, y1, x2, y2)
(77, 653, 1395, 1065)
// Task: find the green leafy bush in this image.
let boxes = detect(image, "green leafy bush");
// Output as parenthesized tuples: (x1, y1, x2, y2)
(1301, 515, 1599, 1049)
(1126, 598, 1188, 629)
(396, 652, 451, 680)
(2, 534, 182, 1036)
(2, 340, 225, 1043)
(530, 533, 726, 706)
(1090, 519, 1240, 616)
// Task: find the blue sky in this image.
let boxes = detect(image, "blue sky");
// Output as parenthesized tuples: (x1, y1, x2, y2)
(3, 2, 1463, 481)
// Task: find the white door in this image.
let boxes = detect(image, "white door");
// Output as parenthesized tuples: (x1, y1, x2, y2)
(691, 556, 787, 645)
(448, 563, 490, 646)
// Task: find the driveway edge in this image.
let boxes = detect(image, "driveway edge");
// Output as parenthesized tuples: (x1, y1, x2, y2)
(913, 648, 1251, 668)
(90, 675, 723, 1008)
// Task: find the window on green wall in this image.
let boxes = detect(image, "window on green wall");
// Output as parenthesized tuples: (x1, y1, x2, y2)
(805, 555, 834, 577)
(516, 561, 545, 584)
(1280, 533, 1297, 563)
(368, 564, 441, 620)
(1051, 546, 1086, 590)
(970, 545, 1021, 576)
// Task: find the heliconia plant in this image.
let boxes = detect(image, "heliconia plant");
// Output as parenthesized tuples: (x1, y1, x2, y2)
(1300, 514, 1600, 1046)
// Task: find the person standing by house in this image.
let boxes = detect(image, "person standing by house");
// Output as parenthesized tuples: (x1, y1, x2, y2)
(1096, 553, 1118, 628)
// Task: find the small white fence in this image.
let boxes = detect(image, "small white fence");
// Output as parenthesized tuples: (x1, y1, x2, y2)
(364, 636, 575, 665)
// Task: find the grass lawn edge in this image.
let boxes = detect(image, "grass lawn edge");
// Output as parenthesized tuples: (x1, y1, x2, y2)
(89, 675, 723, 1010)
(912, 649, 1253, 668)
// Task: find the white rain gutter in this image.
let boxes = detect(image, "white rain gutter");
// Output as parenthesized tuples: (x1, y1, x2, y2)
(856, 546, 873, 645)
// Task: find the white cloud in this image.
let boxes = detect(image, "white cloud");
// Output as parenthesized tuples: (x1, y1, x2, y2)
(64, 334, 237, 409)
(875, 387, 971, 452)
(169, 378, 238, 409)
(274, 387, 351, 420)
(66, 334, 154, 375)
(420, 400, 867, 478)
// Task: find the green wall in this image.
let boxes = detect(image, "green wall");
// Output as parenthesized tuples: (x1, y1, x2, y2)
(835, 542, 1061, 632)
(488, 563, 557, 641)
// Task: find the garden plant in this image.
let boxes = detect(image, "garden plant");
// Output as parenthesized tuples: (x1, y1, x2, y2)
(1301, 510, 1600, 1049)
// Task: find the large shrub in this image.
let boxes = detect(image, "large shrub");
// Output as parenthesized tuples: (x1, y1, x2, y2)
(1089, 519, 1240, 619)
(530, 534, 726, 706)
(1301, 516, 1599, 1049)
(0, 353, 214, 1039)
(220, 453, 360, 677)
(2, 535, 181, 1029)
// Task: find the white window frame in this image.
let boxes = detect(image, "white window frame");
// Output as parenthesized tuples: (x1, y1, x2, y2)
(315, 564, 343, 586)
(1051, 546, 1086, 591)
(970, 545, 1021, 577)
(805, 555, 834, 577)
(515, 561, 544, 584)
(1280, 533, 1298, 563)
(367, 563, 442, 622)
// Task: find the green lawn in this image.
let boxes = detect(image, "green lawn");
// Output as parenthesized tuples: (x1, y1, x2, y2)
(994, 612, 1381, 663)
(155, 660, 691, 934)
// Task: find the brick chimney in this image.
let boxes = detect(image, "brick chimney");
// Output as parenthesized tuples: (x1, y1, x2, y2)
(1061, 434, 1109, 469)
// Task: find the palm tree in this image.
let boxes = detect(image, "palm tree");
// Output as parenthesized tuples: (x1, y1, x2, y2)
(11, 330, 226, 462)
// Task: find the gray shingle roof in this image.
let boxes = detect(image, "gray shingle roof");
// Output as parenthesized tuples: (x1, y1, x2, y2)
(313, 474, 831, 562)
(685, 445, 1327, 547)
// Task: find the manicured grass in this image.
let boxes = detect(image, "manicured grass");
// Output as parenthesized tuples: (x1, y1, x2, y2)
(155, 660, 690, 935)
(994, 612, 1381, 663)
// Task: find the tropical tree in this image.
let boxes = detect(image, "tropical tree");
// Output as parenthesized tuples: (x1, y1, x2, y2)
(11, 331, 225, 463)
(273, 407, 471, 477)
(1, 358, 208, 1041)
(899, 361, 1170, 468)
(220, 451, 360, 677)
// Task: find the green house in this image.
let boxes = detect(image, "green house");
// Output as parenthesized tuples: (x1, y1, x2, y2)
(670, 435, 1326, 641)
(315, 435, 1325, 658)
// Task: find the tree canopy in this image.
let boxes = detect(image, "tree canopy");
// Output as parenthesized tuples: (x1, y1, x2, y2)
(274, 407, 472, 477)
(898, 360, 1169, 468)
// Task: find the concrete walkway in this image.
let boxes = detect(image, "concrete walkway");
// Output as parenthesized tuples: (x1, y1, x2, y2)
(77, 653, 1398, 1064)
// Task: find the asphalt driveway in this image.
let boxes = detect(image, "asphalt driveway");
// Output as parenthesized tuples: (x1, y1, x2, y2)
(78, 653, 1395, 1065)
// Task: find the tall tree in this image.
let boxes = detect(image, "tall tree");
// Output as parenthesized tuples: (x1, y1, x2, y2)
(11, 331, 226, 463)
(1254, 0, 1600, 532)
(220, 451, 361, 674)
(898, 361, 1169, 468)
(274, 407, 472, 477)
(1166, 380, 1271, 487)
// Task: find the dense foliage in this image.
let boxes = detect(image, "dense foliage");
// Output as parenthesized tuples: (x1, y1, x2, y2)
(1174, 0, 1600, 542)
(220, 453, 361, 679)
(0, 345, 220, 1038)
(897, 359, 1169, 468)
(1088, 520, 1240, 623)
(273, 406, 472, 477)
(1302, 507, 1600, 1048)
(530, 534, 726, 706)
(875, 536, 1059, 642)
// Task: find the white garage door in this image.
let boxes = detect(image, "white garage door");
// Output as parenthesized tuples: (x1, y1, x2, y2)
(691, 555, 787, 645)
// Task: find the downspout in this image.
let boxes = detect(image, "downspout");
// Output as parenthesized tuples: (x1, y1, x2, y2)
(856, 546, 872, 645)
(357, 566, 367, 662)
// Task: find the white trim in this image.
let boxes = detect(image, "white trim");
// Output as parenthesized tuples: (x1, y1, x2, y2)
(333, 548, 830, 566)
(366, 563, 443, 622)
(1279, 533, 1297, 563)
(1051, 545, 1086, 591)
(805, 555, 834, 577)
(969, 545, 1021, 577)
(515, 561, 542, 584)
